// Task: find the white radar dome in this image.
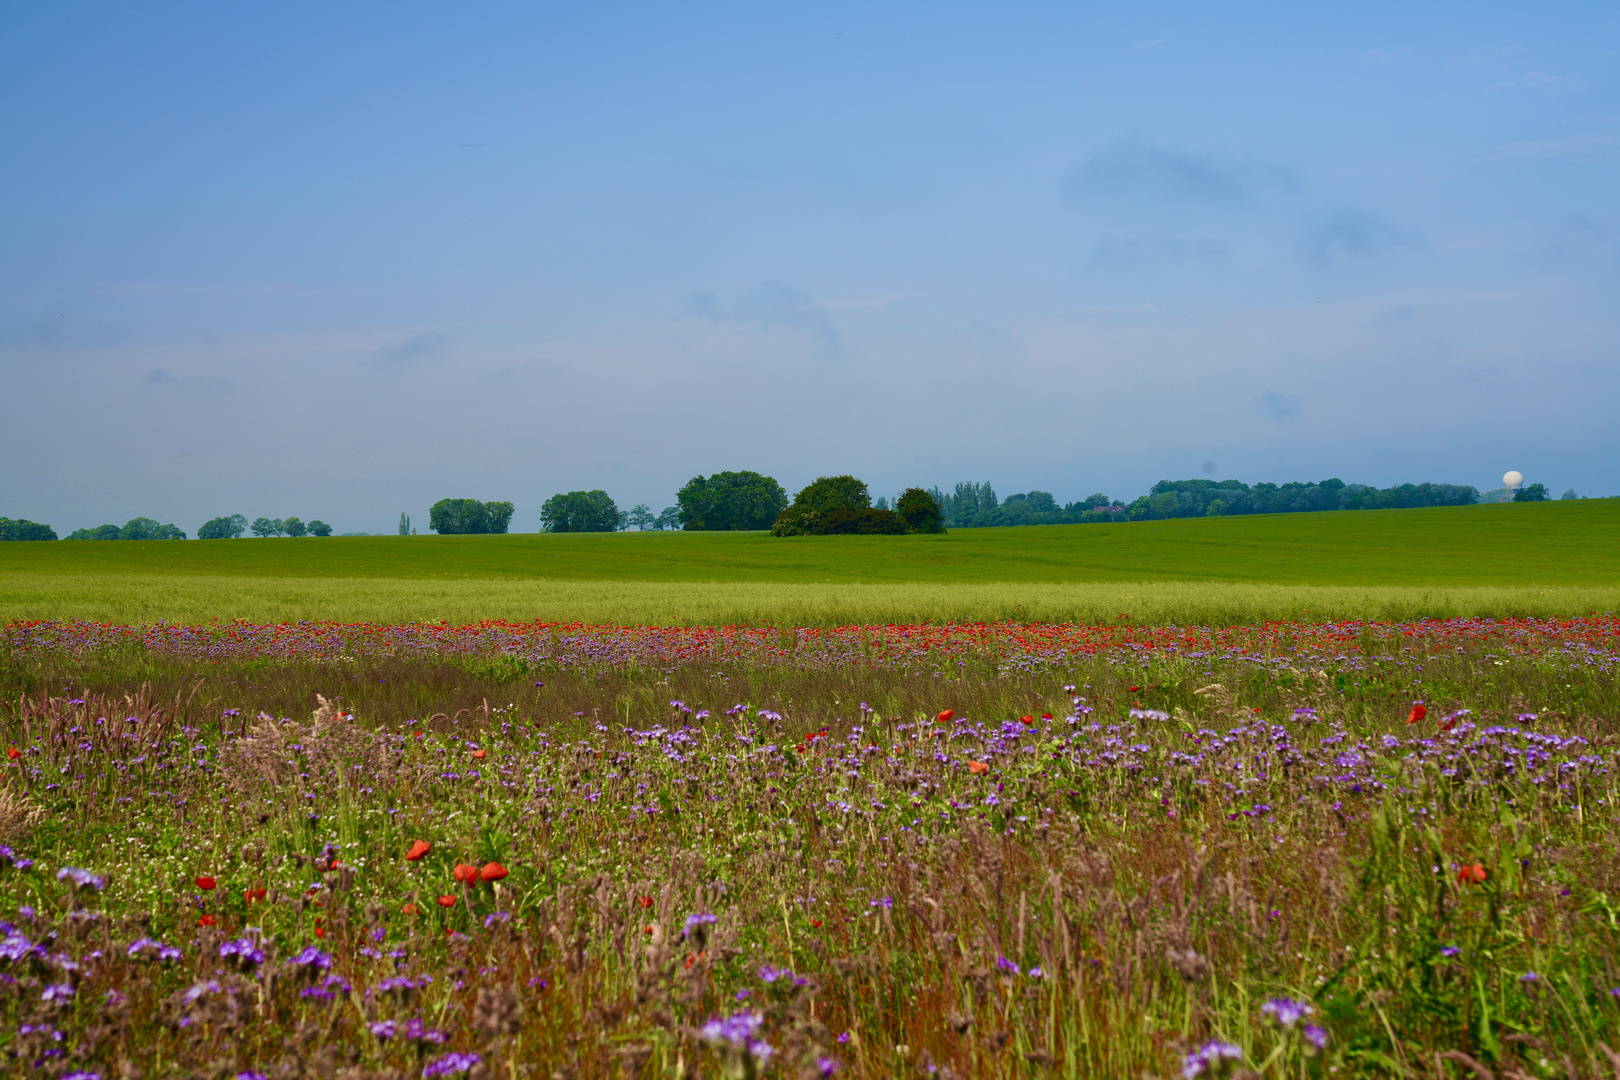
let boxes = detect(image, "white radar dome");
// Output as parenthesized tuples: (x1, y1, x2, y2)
(1503, 470, 1523, 489)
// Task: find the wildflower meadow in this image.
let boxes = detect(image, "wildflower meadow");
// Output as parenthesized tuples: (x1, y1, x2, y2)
(0, 615, 1617, 1078)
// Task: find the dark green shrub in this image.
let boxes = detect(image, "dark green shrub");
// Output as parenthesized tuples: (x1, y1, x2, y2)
(67, 524, 121, 540)
(770, 506, 820, 537)
(812, 507, 908, 535)
(1513, 483, 1550, 502)
(896, 487, 945, 533)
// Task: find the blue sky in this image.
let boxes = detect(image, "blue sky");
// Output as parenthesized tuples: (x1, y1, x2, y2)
(3, 2, 1617, 533)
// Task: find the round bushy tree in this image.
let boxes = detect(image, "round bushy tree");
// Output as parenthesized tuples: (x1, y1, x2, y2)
(676, 472, 788, 530)
(895, 488, 945, 533)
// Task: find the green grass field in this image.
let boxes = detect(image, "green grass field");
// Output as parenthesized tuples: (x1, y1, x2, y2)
(3, 499, 1616, 624)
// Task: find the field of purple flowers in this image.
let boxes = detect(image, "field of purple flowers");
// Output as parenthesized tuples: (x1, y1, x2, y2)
(0, 616, 1617, 1078)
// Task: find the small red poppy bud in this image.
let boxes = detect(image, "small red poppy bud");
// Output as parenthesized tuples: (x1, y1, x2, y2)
(314, 926, 325, 939)
(1129, 686, 1140, 693)
(437, 895, 457, 908)
(644, 924, 653, 934)
(811, 919, 822, 928)
(479, 862, 509, 883)
(405, 840, 432, 861)
(195, 876, 216, 891)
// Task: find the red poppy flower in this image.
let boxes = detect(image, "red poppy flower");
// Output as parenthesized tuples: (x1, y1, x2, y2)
(5, 748, 18, 760)
(1041, 713, 1053, 721)
(197, 914, 217, 927)
(452, 863, 480, 885)
(195, 876, 216, 891)
(479, 862, 509, 883)
(406, 840, 432, 861)
(1251, 707, 1262, 715)
(967, 761, 989, 775)
(1020, 715, 1035, 726)
(244, 888, 266, 903)
(811, 919, 822, 928)
(402, 903, 419, 916)
(1128, 686, 1140, 693)
(472, 749, 487, 760)
(314, 924, 325, 939)
(644, 924, 654, 935)
(1457, 863, 1486, 885)
(637, 895, 654, 909)
(437, 895, 457, 908)
(1408, 703, 1427, 724)
(936, 710, 954, 724)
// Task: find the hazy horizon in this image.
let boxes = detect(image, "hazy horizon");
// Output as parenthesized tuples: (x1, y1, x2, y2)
(4, 3, 1617, 536)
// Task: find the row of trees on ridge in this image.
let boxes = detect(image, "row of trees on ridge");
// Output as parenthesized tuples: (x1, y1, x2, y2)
(930, 477, 1502, 528)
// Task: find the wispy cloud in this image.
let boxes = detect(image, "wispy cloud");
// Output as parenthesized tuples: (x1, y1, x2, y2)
(1069, 135, 1297, 205)
(1490, 135, 1615, 160)
(368, 333, 452, 367)
(1087, 236, 1230, 267)
(144, 368, 231, 393)
(1133, 37, 1168, 50)
(1439, 46, 1523, 73)
(1256, 391, 1300, 422)
(1492, 69, 1587, 92)
(685, 283, 839, 348)
(1298, 210, 1418, 267)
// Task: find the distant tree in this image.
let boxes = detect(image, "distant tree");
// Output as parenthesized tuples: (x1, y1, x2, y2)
(119, 517, 162, 540)
(429, 499, 515, 534)
(1561, 487, 1580, 501)
(0, 518, 56, 541)
(197, 514, 247, 540)
(896, 488, 945, 533)
(307, 520, 333, 536)
(281, 517, 307, 537)
(874, 496, 889, 511)
(676, 472, 788, 531)
(398, 513, 411, 536)
(771, 475, 871, 535)
(624, 504, 655, 531)
(1513, 483, 1550, 502)
(152, 523, 187, 540)
(653, 507, 681, 531)
(486, 502, 515, 534)
(67, 524, 121, 540)
(251, 517, 282, 538)
(540, 491, 622, 532)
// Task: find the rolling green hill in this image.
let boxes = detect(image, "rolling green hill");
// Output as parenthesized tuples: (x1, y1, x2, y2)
(2, 500, 1615, 625)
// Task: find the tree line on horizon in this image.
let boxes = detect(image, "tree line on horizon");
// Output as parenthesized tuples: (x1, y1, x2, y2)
(0, 476, 1590, 541)
(928, 477, 1506, 528)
